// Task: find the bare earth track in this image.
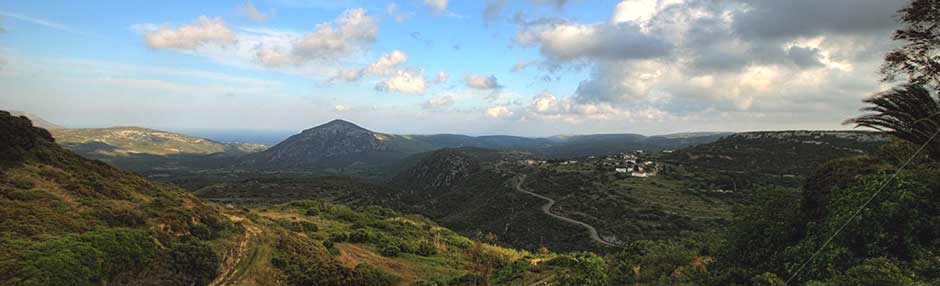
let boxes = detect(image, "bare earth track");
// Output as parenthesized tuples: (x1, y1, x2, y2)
(511, 174, 620, 248)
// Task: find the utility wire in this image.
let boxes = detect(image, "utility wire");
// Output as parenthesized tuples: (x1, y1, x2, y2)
(784, 128, 940, 285)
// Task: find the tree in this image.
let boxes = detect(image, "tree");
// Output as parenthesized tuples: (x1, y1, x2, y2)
(881, 0, 940, 89)
(844, 84, 940, 158)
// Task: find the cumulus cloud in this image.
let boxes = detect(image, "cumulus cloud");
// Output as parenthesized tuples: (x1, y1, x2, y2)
(334, 104, 352, 111)
(731, 0, 906, 40)
(464, 74, 502, 90)
(333, 50, 420, 85)
(145, 16, 236, 50)
(376, 70, 426, 94)
(424, 0, 448, 12)
(485, 105, 513, 119)
(514, 15, 673, 62)
(256, 8, 377, 67)
(239, 2, 275, 22)
(505, 0, 901, 127)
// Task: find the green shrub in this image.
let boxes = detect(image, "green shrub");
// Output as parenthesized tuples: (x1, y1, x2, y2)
(379, 241, 401, 257)
(415, 240, 438, 257)
(553, 252, 607, 286)
(351, 263, 399, 286)
(20, 235, 104, 286)
(168, 240, 219, 286)
(330, 232, 349, 243)
(349, 229, 370, 243)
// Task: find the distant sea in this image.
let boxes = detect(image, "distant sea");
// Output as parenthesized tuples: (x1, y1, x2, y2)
(167, 129, 297, 145)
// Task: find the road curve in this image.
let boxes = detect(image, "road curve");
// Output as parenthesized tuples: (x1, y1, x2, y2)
(511, 174, 620, 248)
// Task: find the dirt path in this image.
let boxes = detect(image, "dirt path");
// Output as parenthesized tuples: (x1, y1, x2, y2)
(511, 174, 620, 248)
(210, 214, 263, 286)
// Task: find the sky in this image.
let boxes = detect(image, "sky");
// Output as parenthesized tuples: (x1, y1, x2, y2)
(0, 0, 911, 136)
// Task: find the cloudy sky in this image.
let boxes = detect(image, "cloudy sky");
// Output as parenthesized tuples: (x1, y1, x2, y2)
(0, 0, 910, 136)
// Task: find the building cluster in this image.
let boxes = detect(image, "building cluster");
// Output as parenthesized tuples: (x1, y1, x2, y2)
(514, 151, 660, 178)
(609, 152, 657, 177)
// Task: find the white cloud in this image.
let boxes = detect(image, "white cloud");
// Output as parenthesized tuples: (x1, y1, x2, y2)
(285, 9, 376, 63)
(464, 74, 502, 90)
(376, 70, 426, 94)
(239, 2, 275, 22)
(611, 0, 682, 27)
(424, 0, 448, 12)
(334, 104, 352, 111)
(485, 105, 513, 118)
(333, 50, 417, 85)
(145, 16, 237, 50)
(507, 0, 898, 128)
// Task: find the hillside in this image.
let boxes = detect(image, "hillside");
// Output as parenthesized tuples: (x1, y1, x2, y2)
(51, 127, 267, 156)
(666, 130, 889, 177)
(390, 148, 613, 253)
(0, 111, 240, 285)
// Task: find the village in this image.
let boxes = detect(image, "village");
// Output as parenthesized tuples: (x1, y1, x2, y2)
(517, 150, 665, 178)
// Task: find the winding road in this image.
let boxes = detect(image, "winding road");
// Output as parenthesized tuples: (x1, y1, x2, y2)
(511, 174, 620, 248)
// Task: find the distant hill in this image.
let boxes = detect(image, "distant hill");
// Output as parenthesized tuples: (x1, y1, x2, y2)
(666, 130, 890, 176)
(51, 127, 267, 157)
(410, 132, 731, 158)
(7, 110, 64, 130)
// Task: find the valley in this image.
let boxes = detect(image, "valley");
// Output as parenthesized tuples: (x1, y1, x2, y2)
(5, 1, 940, 285)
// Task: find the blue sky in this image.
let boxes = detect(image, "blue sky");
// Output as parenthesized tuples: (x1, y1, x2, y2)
(0, 0, 910, 136)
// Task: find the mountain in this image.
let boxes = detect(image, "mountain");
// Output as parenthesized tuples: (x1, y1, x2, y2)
(239, 119, 430, 171)
(8, 110, 63, 130)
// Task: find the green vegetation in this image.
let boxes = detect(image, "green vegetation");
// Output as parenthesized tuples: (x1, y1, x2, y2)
(0, 111, 236, 286)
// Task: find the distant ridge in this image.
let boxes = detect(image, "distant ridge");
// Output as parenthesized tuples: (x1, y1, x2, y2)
(8, 110, 64, 130)
(240, 119, 733, 172)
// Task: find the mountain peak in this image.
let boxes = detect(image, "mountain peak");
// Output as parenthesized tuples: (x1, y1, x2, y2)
(302, 119, 369, 133)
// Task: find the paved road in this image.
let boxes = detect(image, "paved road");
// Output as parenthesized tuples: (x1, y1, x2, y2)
(511, 174, 619, 248)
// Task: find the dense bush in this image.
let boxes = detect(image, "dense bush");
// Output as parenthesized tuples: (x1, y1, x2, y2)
(379, 240, 401, 257)
(6, 228, 156, 286)
(168, 239, 220, 286)
(551, 252, 608, 286)
(272, 234, 398, 286)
